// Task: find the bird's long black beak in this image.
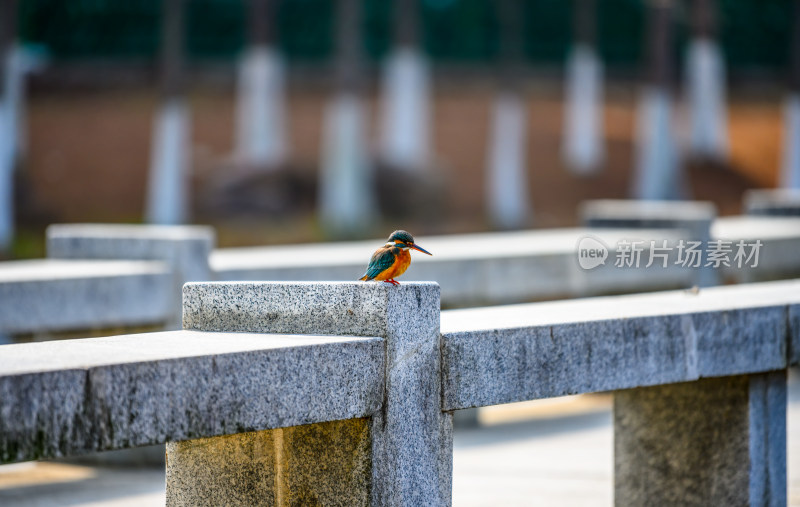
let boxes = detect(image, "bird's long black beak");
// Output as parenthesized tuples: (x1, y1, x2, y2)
(409, 243, 432, 256)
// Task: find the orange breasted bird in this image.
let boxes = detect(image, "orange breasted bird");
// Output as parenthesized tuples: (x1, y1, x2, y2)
(358, 230, 432, 286)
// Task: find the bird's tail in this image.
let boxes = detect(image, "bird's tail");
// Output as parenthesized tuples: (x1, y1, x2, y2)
(358, 274, 370, 281)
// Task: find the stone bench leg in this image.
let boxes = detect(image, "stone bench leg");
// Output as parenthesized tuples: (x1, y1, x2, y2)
(614, 371, 786, 506)
(166, 418, 372, 506)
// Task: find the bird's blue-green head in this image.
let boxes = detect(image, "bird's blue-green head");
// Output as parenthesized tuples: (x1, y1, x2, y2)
(386, 230, 432, 255)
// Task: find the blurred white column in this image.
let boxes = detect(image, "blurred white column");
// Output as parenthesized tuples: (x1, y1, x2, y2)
(319, 93, 374, 232)
(781, 93, 800, 189)
(633, 87, 679, 200)
(2, 45, 25, 163)
(487, 93, 530, 229)
(783, 0, 800, 189)
(562, 44, 604, 174)
(146, 99, 190, 224)
(0, 96, 12, 251)
(0, 44, 45, 251)
(685, 38, 728, 160)
(633, 0, 681, 201)
(379, 48, 431, 171)
(0, 41, 26, 252)
(234, 46, 287, 167)
(146, 0, 189, 225)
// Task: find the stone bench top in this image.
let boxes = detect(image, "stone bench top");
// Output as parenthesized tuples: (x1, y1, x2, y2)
(0, 330, 377, 375)
(0, 330, 383, 464)
(210, 227, 683, 271)
(208, 220, 800, 308)
(47, 223, 213, 241)
(441, 278, 800, 410)
(0, 259, 169, 282)
(212, 217, 800, 270)
(0, 260, 174, 334)
(745, 188, 800, 206)
(211, 217, 800, 271)
(441, 278, 800, 333)
(713, 215, 800, 241)
(581, 199, 717, 221)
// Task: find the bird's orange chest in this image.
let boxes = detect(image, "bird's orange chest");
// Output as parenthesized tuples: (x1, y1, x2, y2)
(377, 248, 411, 280)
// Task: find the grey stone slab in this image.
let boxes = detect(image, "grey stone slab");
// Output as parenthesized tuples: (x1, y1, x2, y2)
(181, 281, 451, 506)
(713, 216, 800, 282)
(691, 306, 787, 378)
(614, 371, 786, 506)
(47, 224, 214, 281)
(443, 317, 692, 410)
(210, 228, 694, 307)
(48, 224, 216, 327)
(183, 281, 403, 337)
(441, 279, 799, 410)
(0, 259, 173, 334)
(745, 189, 800, 217)
(581, 199, 717, 224)
(0, 330, 383, 463)
(582, 199, 718, 286)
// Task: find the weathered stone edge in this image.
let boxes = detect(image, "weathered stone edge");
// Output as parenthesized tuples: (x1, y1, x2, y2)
(0, 270, 174, 334)
(0, 336, 383, 464)
(182, 281, 441, 337)
(442, 305, 792, 411)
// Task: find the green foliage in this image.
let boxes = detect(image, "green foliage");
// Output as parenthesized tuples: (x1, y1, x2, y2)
(15, 0, 796, 71)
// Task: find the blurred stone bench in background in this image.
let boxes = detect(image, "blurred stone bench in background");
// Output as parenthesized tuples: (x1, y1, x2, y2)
(745, 189, 800, 217)
(1, 280, 797, 505)
(0, 196, 797, 344)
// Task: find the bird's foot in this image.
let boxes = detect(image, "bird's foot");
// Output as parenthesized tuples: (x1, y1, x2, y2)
(384, 279, 400, 286)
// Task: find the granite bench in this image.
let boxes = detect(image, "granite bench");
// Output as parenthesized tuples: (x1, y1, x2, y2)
(48, 215, 800, 310)
(1, 279, 798, 505)
(1, 213, 797, 341)
(0, 258, 173, 336)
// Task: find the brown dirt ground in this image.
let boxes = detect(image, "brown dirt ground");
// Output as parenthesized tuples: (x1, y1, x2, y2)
(14, 79, 781, 254)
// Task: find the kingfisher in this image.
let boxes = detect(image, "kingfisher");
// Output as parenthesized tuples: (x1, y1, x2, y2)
(358, 230, 432, 286)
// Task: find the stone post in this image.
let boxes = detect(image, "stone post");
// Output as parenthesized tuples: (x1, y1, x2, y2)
(581, 199, 718, 287)
(615, 372, 786, 506)
(169, 281, 452, 506)
(46, 224, 215, 328)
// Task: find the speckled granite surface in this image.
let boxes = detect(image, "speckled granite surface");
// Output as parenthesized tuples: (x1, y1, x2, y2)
(441, 279, 800, 411)
(179, 281, 451, 506)
(0, 330, 382, 463)
(615, 372, 786, 506)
